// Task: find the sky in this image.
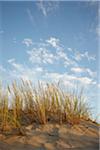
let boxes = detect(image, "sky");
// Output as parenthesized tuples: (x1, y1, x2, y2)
(0, 1, 100, 120)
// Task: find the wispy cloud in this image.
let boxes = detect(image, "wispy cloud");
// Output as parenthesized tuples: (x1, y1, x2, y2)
(96, 26, 100, 36)
(74, 51, 96, 62)
(26, 8, 37, 28)
(7, 59, 89, 88)
(35, 67, 43, 73)
(46, 37, 60, 49)
(27, 47, 56, 65)
(67, 47, 73, 52)
(44, 72, 95, 87)
(3, 36, 97, 91)
(22, 38, 33, 47)
(71, 67, 83, 73)
(37, 1, 47, 16)
(0, 65, 6, 72)
(0, 65, 6, 81)
(36, 1, 59, 17)
(98, 84, 100, 88)
(26, 37, 96, 71)
(8, 58, 23, 71)
(8, 58, 15, 63)
(71, 67, 97, 78)
(8, 59, 44, 81)
(26, 37, 78, 67)
(56, 50, 77, 67)
(86, 68, 97, 78)
(46, 37, 77, 67)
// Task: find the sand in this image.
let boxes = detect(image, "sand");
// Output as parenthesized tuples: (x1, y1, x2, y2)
(0, 120, 99, 150)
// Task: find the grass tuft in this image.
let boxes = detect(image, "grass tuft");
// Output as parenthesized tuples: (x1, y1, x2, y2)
(0, 79, 92, 131)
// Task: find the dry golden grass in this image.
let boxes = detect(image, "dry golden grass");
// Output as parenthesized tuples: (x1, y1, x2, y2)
(0, 80, 91, 131)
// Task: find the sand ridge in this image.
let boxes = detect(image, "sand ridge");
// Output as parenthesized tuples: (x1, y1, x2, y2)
(0, 120, 99, 150)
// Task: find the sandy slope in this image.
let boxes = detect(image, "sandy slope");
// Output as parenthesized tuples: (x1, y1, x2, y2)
(0, 120, 99, 150)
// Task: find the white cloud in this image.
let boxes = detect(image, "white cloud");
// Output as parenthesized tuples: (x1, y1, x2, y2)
(5, 37, 97, 89)
(46, 37, 60, 49)
(0, 65, 7, 81)
(96, 27, 100, 36)
(0, 65, 6, 72)
(86, 68, 97, 78)
(74, 51, 96, 61)
(8, 58, 23, 71)
(7, 59, 45, 81)
(83, 52, 96, 61)
(64, 59, 77, 67)
(44, 72, 62, 81)
(71, 67, 97, 78)
(8, 59, 44, 81)
(56, 50, 68, 60)
(74, 51, 82, 61)
(8, 58, 15, 63)
(36, 1, 59, 17)
(35, 67, 43, 72)
(78, 77, 93, 85)
(67, 47, 73, 52)
(22, 38, 33, 47)
(0, 65, 5, 71)
(44, 72, 74, 88)
(71, 67, 84, 73)
(9, 68, 35, 81)
(37, 1, 47, 16)
(44, 72, 94, 86)
(56, 50, 77, 67)
(98, 84, 100, 88)
(27, 47, 56, 65)
(26, 38, 78, 68)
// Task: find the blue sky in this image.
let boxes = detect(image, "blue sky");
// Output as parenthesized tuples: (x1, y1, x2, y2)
(0, 1, 100, 120)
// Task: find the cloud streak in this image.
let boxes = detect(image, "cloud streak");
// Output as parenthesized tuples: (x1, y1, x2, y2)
(44, 72, 95, 87)
(74, 50, 96, 62)
(71, 67, 97, 78)
(7, 59, 44, 81)
(22, 38, 33, 47)
(36, 1, 59, 17)
(26, 8, 37, 28)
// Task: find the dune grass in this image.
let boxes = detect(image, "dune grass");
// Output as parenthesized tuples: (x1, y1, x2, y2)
(0, 80, 91, 131)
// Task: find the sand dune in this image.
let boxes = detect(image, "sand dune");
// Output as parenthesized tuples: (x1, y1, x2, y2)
(0, 120, 99, 150)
